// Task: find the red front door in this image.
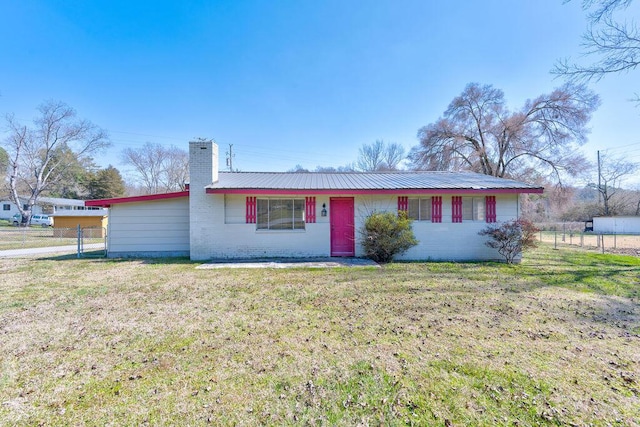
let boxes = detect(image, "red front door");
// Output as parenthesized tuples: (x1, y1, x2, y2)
(330, 197, 355, 257)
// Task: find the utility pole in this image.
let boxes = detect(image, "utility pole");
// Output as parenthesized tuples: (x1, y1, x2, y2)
(597, 150, 602, 206)
(226, 144, 235, 172)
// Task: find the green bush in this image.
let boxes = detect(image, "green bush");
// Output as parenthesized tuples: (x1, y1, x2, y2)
(478, 219, 539, 264)
(360, 211, 418, 263)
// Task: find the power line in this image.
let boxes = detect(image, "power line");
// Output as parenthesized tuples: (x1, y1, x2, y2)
(106, 135, 344, 163)
(108, 130, 185, 141)
(603, 141, 640, 152)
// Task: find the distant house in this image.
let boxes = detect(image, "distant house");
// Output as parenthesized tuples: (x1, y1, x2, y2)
(1, 196, 107, 226)
(86, 141, 544, 261)
(52, 211, 109, 237)
(1, 199, 44, 220)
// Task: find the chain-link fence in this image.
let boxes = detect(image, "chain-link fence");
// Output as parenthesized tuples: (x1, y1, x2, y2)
(536, 222, 640, 256)
(0, 226, 106, 256)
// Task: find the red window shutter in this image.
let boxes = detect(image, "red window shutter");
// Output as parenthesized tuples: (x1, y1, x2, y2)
(397, 196, 408, 213)
(305, 197, 316, 223)
(246, 197, 256, 223)
(432, 196, 442, 223)
(486, 196, 496, 223)
(452, 196, 463, 223)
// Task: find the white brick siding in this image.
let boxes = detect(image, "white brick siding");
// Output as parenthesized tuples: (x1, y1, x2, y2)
(188, 193, 520, 261)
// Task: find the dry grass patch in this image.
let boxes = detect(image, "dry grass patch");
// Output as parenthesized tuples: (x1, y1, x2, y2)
(0, 245, 638, 425)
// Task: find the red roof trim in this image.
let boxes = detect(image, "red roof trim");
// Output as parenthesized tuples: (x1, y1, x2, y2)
(85, 191, 189, 207)
(84, 186, 544, 207)
(206, 188, 543, 195)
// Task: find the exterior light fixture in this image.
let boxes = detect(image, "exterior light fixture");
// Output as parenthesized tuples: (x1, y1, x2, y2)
(321, 203, 327, 217)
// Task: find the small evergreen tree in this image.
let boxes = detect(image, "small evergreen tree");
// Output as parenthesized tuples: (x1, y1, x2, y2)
(478, 219, 539, 264)
(360, 211, 418, 263)
(0, 147, 8, 174)
(86, 166, 126, 199)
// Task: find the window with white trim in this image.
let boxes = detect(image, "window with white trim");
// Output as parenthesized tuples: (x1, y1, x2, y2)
(408, 198, 431, 221)
(462, 197, 485, 221)
(257, 199, 305, 230)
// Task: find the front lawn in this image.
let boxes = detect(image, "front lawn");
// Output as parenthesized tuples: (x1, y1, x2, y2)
(0, 244, 638, 425)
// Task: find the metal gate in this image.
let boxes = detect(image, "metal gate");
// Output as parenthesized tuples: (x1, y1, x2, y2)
(77, 226, 107, 258)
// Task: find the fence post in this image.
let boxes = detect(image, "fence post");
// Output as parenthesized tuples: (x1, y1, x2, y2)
(77, 225, 82, 258)
(554, 231, 557, 249)
(601, 234, 605, 254)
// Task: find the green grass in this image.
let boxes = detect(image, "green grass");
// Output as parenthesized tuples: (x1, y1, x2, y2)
(513, 246, 640, 298)
(0, 244, 638, 425)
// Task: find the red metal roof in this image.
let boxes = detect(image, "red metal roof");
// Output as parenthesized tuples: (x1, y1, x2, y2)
(85, 171, 543, 207)
(205, 171, 544, 194)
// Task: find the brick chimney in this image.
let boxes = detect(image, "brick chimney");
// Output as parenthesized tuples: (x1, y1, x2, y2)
(189, 140, 219, 188)
(189, 140, 219, 260)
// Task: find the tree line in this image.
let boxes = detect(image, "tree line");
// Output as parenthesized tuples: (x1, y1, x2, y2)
(2, 0, 638, 223)
(0, 101, 189, 224)
(2, 83, 638, 225)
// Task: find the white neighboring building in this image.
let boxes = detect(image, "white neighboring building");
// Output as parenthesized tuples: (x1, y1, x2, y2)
(593, 216, 640, 234)
(1, 196, 106, 221)
(1, 200, 43, 220)
(87, 141, 544, 261)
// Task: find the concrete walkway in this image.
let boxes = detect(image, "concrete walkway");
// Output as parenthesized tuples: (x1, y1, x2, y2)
(197, 257, 379, 269)
(0, 243, 105, 258)
(0, 247, 379, 268)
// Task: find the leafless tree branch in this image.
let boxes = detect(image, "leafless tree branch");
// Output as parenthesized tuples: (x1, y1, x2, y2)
(554, 0, 639, 84)
(408, 83, 599, 185)
(121, 142, 189, 194)
(2, 102, 109, 224)
(356, 140, 406, 171)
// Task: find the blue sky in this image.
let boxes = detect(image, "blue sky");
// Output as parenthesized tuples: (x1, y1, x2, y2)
(1, 0, 639, 184)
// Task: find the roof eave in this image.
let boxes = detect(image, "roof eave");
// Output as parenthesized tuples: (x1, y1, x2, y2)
(205, 187, 544, 195)
(85, 190, 189, 207)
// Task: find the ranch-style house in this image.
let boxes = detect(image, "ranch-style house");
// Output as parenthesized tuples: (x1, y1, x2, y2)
(86, 140, 544, 261)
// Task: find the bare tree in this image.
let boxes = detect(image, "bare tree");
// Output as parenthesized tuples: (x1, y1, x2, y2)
(121, 142, 189, 194)
(288, 164, 310, 173)
(315, 164, 355, 172)
(408, 83, 600, 184)
(521, 184, 578, 221)
(357, 140, 406, 171)
(3, 101, 109, 224)
(121, 142, 166, 193)
(162, 146, 189, 191)
(381, 142, 406, 171)
(357, 140, 385, 171)
(592, 151, 639, 215)
(554, 0, 639, 87)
